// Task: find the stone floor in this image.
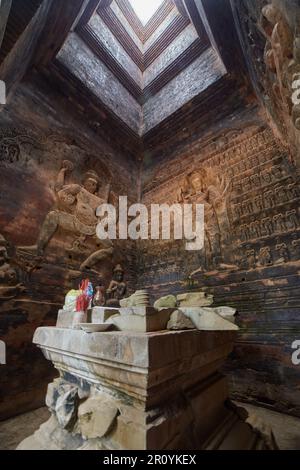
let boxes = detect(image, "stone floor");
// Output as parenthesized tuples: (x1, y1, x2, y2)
(0, 404, 300, 450)
(235, 402, 300, 450)
(0, 408, 50, 450)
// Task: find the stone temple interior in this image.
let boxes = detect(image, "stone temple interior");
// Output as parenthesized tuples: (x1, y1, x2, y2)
(0, 0, 300, 452)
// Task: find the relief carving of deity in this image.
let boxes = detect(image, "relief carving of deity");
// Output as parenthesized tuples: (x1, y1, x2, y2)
(178, 167, 236, 271)
(19, 160, 115, 271)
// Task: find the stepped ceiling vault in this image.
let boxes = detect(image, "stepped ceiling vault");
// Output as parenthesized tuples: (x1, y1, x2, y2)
(34, 0, 244, 150)
(128, 0, 165, 25)
(52, 0, 226, 136)
(0, 0, 247, 154)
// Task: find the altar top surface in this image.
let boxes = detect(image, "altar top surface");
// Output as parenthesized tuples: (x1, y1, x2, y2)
(33, 326, 236, 370)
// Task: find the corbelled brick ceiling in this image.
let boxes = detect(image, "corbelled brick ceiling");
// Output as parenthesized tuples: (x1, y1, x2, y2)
(53, 0, 226, 136)
(128, 0, 164, 25)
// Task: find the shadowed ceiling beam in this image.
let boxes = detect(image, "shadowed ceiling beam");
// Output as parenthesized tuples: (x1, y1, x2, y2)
(186, 0, 247, 78)
(0, 0, 12, 50)
(34, 0, 91, 66)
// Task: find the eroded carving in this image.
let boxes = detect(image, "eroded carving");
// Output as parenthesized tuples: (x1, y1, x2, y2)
(246, 249, 256, 269)
(178, 168, 234, 268)
(261, 217, 274, 237)
(264, 189, 276, 208)
(258, 246, 273, 266)
(286, 209, 299, 230)
(105, 264, 127, 308)
(19, 161, 114, 271)
(275, 243, 289, 263)
(0, 234, 24, 300)
(0, 128, 44, 166)
(254, 195, 264, 212)
(273, 213, 286, 233)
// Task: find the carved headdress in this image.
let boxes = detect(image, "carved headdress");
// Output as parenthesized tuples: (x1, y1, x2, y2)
(83, 170, 100, 185)
(113, 264, 124, 273)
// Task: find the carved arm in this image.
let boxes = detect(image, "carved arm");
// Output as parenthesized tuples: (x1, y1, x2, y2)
(54, 160, 74, 192)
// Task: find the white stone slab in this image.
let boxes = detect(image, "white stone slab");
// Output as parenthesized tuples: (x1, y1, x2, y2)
(56, 310, 87, 329)
(91, 307, 119, 324)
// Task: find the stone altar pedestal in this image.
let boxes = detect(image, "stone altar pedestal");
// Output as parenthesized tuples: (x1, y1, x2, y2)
(18, 325, 276, 450)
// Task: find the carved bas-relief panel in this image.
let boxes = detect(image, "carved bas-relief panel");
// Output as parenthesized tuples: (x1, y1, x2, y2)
(0, 78, 138, 419)
(0, 131, 136, 419)
(0, 234, 24, 301)
(229, 131, 300, 270)
(141, 126, 299, 277)
(17, 159, 115, 272)
(178, 168, 236, 271)
(232, 0, 300, 166)
(138, 118, 300, 416)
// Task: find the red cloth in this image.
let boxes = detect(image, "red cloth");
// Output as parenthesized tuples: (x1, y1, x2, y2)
(75, 280, 91, 312)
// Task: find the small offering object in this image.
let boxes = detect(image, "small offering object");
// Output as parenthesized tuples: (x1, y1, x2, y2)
(76, 279, 94, 312)
(120, 289, 150, 307)
(63, 289, 82, 312)
(93, 285, 106, 307)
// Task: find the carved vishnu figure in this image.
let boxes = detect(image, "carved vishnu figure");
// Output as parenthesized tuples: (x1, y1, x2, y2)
(20, 160, 114, 270)
(178, 168, 234, 270)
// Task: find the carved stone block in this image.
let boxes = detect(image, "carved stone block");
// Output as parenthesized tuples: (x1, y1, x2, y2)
(17, 327, 275, 450)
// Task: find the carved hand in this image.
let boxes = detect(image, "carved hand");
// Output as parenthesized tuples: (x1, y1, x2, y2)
(62, 160, 74, 173)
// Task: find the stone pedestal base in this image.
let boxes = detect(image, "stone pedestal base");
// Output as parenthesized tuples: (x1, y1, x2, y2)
(17, 327, 276, 450)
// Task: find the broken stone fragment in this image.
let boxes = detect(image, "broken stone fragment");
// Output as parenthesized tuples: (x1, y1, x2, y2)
(46, 379, 61, 413)
(17, 415, 84, 450)
(118, 306, 151, 316)
(56, 309, 88, 329)
(167, 310, 195, 330)
(177, 292, 214, 307)
(214, 306, 237, 324)
(107, 314, 144, 331)
(120, 290, 150, 307)
(180, 307, 239, 331)
(246, 411, 278, 450)
(107, 308, 172, 332)
(78, 395, 119, 440)
(56, 387, 79, 430)
(154, 295, 177, 310)
(192, 306, 237, 321)
(46, 379, 79, 430)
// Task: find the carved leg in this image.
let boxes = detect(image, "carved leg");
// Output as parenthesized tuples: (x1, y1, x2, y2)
(19, 211, 59, 255)
(211, 233, 222, 267)
(36, 211, 60, 253)
(80, 245, 114, 271)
